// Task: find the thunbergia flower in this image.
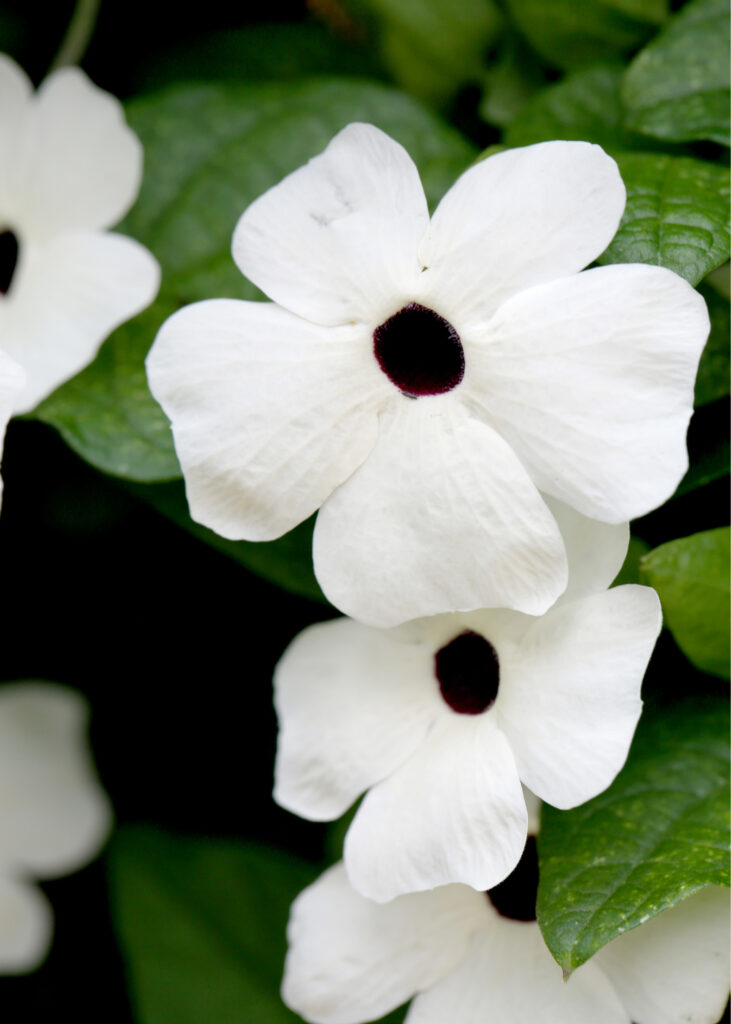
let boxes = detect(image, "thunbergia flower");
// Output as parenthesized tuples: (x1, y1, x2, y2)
(147, 123, 707, 628)
(0, 54, 159, 414)
(282, 853, 731, 1024)
(0, 682, 111, 972)
(273, 504, 660, 901)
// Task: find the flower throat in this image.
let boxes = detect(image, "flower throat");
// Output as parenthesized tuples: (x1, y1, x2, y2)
(434, 630, 499, 714)
(373, 302, 464, 398)
(0, 230, 19, 295)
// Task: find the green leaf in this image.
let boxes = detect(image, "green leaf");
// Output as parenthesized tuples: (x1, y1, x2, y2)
(34, 78, 476, 482)
(537, 695, 730, 972)
(640, 527, 730, 678)
(598, 153, 730, 285)
(503, 0, 667, 71)
(109, 827, 315, 1024)
(129, 480, 326, 605)
(611, 533, 650, 586)
(694, 277, 730, 406)
(622, 0, 730, 146)
(479, 34, 550, 128)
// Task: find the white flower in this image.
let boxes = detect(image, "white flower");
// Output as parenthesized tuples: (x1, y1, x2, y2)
(0, 682, 111, 972)
(274, 504, 661, 901)
(282, 855, 731, 1024)
(147, 123, 707, 628)
(0, 54, 160, 414)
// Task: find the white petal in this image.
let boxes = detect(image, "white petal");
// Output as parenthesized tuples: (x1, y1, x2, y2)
(11, 67, 142, 239)
(2, 230, 160, 413)
(232, 123, 427, 326)
(543, 495, 629, 604)
(0, 683, 111, 877)
(283, 862, 484, 1024)
(408, 918, 629, 1024)
(0, 350, 25, 508)
(148, 299, 387, 540)
(274, 618, 439, 820)
(595, 887, 731, 1024)
(344, 715, 528, 901)
(417, 141, 624, 327)
(314, 398, 567, 628)
(0, 876, 52, 975)
(0, 57, 32, 211)
(464, 264, 709, 523)
(496, 585, 661, 808)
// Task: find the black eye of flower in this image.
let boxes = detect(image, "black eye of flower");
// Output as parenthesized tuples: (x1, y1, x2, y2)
(373, 302, 464, 397)
(434, 630, 499, 715)
(0, 230, 19, 296)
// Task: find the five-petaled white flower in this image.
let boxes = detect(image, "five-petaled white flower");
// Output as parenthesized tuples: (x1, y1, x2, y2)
(282, 852, 731, 1024)
(147, 123, 707, 628)
(0, 682, 111, 973)
(0, 54, 159, 415)
(273, 503, 661, 901)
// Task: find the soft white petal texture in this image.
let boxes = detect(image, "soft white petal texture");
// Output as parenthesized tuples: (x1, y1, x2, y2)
(0, 876, 52, 975)
(233, 123, 427, 326)
(408, 917, 629, 1024)
(0, 683, 111, 876)
(417, 141, 625, 327)
(595, 887, 731, 1024)
(464, 264, 708, 523)
(148, 299, 388, 540)
(495, 585, 661, 808)
(344, 715, 528, 901)
(314, 398, 567, 627)
(543, 495, 629, 603)
(274, 618, 439, 820)
(282, 863, 484, 1024)
(2, 230, 160, 413)
(9, 66, 142, 239)
(0, 57, 32, 207)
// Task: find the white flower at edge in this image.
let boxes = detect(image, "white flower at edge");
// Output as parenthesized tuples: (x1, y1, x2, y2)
(147, 122, 708, 629)
(0, 54, 160, 415)
(273, 502, 661, 901)
(0, 682, 111, 972)
(282, 856, 731, 1024)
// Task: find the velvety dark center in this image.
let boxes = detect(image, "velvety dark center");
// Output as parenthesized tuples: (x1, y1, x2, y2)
(487, 836, 539, 922)
(434, 630, 499, 715)
(0, 230, 18, 296)
(373, 302, 464, 397)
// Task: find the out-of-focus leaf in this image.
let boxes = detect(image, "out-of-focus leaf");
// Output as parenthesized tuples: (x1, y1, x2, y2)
(641, 527, 730, 678)
(503, 0, 667, 71)
(537, 695, 730, 971)
(34, 78, 476, 482)
(611, 533, 650, 586)
(694, 279, 730, 406)
(479, 34, 549, 128)
(622, 0, 730, 146)
(599, 153, 730, 285)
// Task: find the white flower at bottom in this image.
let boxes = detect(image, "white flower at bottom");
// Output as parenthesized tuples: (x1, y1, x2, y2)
(273, 503, 660, 901)
(0, 54, 160, 414)
(0, 682, 111, 972)
(282, 855, 730, 1024)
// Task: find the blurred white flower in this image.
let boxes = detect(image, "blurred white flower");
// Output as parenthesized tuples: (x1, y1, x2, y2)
(0, 682, 111, 973)
(274, 504, 660, 901)
(147, 122, 707, 628)
(0, 54, 159, 414)
(282, 854, 730, 1024)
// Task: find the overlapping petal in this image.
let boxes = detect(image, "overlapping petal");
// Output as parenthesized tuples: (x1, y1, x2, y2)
(314, 398, 567, 627)
(542, 495, 629, 603)
(0, 876, 52, 974)
(233, 123, 428, 327)
(274, 618, 438, 820)
(282, 863, 483, 1024)
(464, 264, 708, 523)
(147, 299, 388, 540)
(344, 715, 528, 901)
(0, 57, 32, 205)
(417, 141, 625, 328)
(495, 585, 660, 808)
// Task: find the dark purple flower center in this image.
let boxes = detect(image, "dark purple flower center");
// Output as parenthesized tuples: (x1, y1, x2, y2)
(487, 836, 539, 922)
(373, 302, 464, 397)
(434, 630, 499, 715)
(0, 230, 19, 296)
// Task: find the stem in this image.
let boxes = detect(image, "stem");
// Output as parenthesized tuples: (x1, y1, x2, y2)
(49, 0, 101, 71)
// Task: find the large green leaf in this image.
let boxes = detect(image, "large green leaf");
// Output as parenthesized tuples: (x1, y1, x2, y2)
(622, 0, 730, 146)
(537, 695, 730, 972)
(109, 828, 314, 1024)
(640, 527, 730, 678)
(34, 78, 476, 482)
(599, 153, 730, 285)
(503, 0, 667, 71)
